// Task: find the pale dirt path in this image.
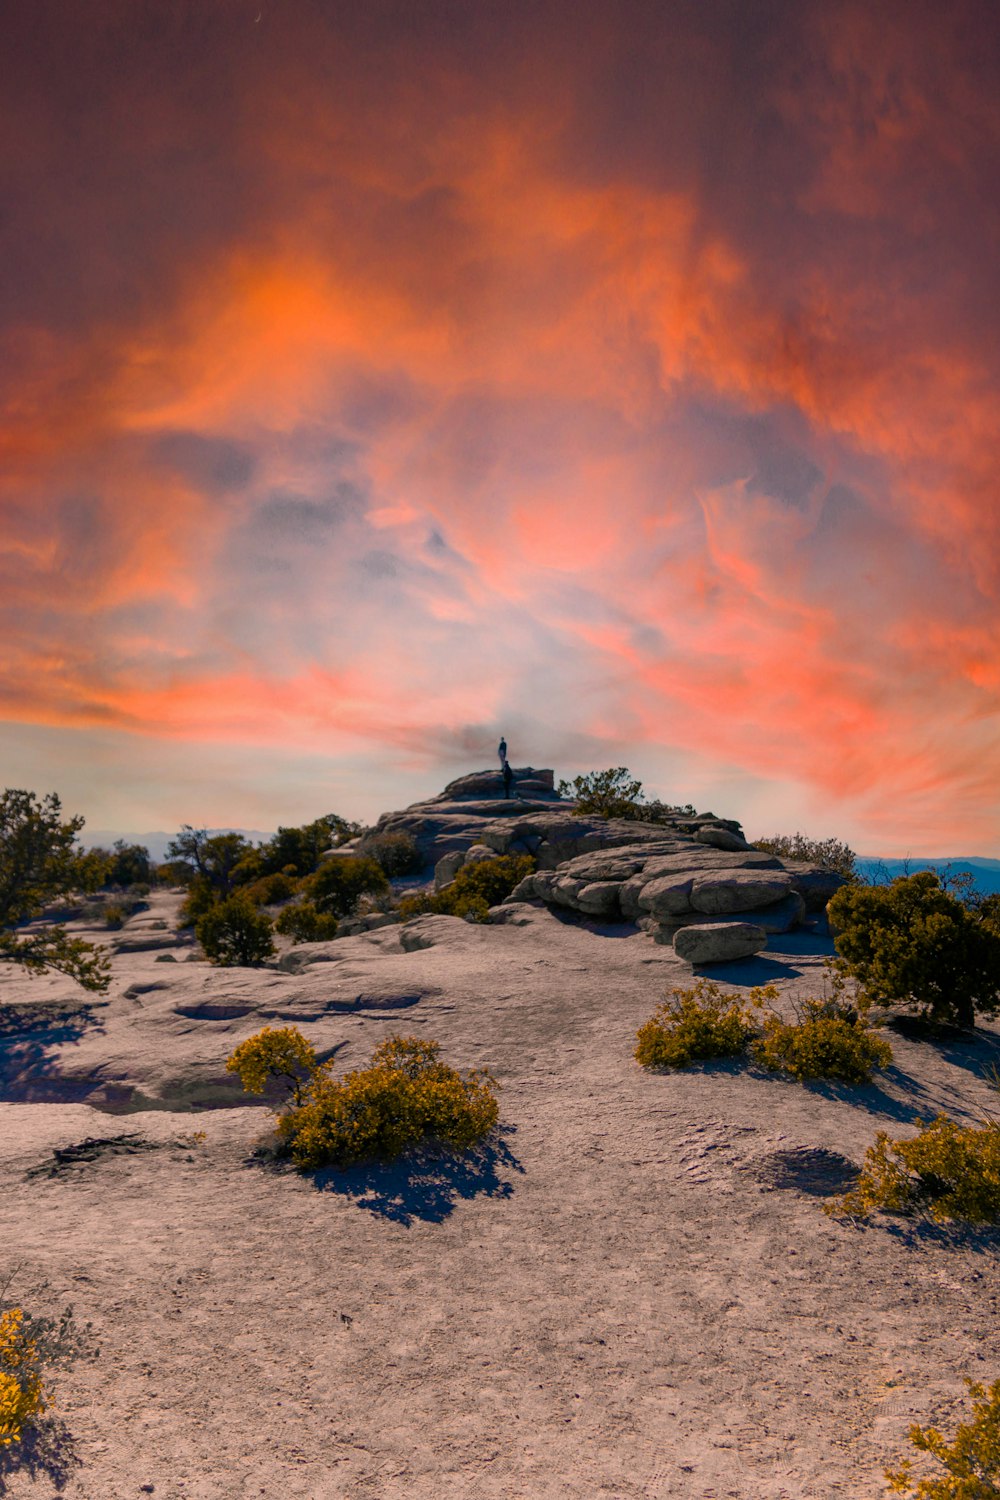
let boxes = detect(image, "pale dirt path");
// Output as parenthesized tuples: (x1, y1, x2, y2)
(2, 906, 1000, 1499)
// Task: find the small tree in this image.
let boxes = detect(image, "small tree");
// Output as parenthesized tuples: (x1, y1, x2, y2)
(306, 855, 388, 918)
(828, 872, 1000, 1029)
(0, 790, 110, 992)
(275, 900, 339, 943)
(166, 827, 254, 897)
(196, 895, 276, 967)
(557, 768, 646, 819)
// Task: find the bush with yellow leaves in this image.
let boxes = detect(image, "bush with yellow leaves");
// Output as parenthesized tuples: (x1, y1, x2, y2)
(0, 1283, 97, 1450)
(885, 1377, 1000, 1496)
(635, 980, 768, 1070)
(0, 1309, 45, 1447)
(226, 1027, 500, 1170)
(827, 1115, 1000, 1225)
(750, 998, 893, 1084)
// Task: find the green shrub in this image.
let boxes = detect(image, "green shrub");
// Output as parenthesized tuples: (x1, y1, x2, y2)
(306, 855, 389, 918)
(196, 895, 276, 967)
(557, 767, 646, 819)
(751, 832, 858, 879)
(886, 1378, 1000, 1497)
(635, 980, 767, 1069)
(275, 900, 339, 943)
(0, 789, 110, 992)
(177, 874, 218, 928)
(356, 830, 423, 878)
(242, 871, 299, 907)
(827, 1115, 1000, 1225)
(399, 854, 535, 924)
(103, 903, 125, 930)
(166, 827, 255, 896)
(828, 872, 1000, 1029)
(226, 1028, 500, 1171)
(750, 999, 893, 1084)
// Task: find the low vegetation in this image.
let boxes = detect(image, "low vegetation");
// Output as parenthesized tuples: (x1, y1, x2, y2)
(751, 831, 858, 880)
(274, 899, 339, 943)
(750, 997, 893, 1084)
(195, 895, 276, 967)
(828, 872, 1000, 1029)
(0, 1275, 97, 1450)
(305, 854, 389, 918)
(226, 1027, 500, 1170)
(827, 1116, 1000, 1225)
(356, 830, 423, 878)
(635, 979, 763, 1069)
(636, 980, 893, 1084)
(399, 854, 535, 923)
(885, 1378, 1000, 1496)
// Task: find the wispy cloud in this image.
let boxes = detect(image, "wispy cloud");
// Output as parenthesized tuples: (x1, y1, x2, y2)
(1, 0, 997, 849)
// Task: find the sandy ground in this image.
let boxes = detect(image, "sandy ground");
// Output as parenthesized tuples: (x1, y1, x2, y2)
(2, 894, 1000, 1499)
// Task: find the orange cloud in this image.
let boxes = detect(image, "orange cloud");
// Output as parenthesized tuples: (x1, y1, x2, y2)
(1, 0, 998, 852)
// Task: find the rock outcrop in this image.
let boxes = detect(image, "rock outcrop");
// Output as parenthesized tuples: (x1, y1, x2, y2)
(357, 768, 844, 954)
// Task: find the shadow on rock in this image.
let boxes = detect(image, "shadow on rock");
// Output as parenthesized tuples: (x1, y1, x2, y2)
(0, 1414, 82, 1494)
(0, 1003, 107, 1104)
(695, 954, 808, 983)
(311, 1129, 523, 1225)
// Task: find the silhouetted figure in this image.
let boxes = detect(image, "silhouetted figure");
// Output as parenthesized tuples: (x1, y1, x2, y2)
(498, 735, 507, 767)
(502, 759, 514, 799)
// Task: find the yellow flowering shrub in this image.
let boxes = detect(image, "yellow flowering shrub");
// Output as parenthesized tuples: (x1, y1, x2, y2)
(225, 1025, 319, 1105)
(227, 1028, 500, 1170)
(885, 1378, 1000, 1496)
(635, 980, 771, 1070)
(827, 1116, 1000, 1224)
(750, 999, 893, 1084)
(0, 1308, 45, 1446)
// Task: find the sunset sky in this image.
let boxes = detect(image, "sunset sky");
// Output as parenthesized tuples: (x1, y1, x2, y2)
(2, 0, 998, 854)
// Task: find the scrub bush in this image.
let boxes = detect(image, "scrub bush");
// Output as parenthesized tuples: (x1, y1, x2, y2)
(226, 1028, 500, 1171)
(399, 855, 535, 923)
(885, 1378, 1000, 1496)
(827, 1116, 1000, 1224)
(751, 832, 858, 879)
(177, 875, 218, 928)
(750, 999, 892, 1084)
(274, 900, 339, 943)
(635, 980, 766, 1070)
(828, 872, 1000, 1028)
(356, 830, 423, 878)
(306, 856, 388, 918)
(196, 895, 276, 967)
(557, 767, 646, 819)
(241, 871, 299, 907)
(0, 1286, 97, 1449)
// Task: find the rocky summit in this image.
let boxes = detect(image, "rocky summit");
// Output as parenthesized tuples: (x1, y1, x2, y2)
(354, 767, 844, 947)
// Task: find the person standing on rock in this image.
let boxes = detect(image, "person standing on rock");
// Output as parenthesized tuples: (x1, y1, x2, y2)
(502, 759, 514, 799)
(498, 735, 507, 768)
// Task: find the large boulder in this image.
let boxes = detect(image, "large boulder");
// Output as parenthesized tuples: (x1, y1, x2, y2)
(432, 767, 558, 802)
(673, 923, 767, 965)
(688, 871, 796, 915)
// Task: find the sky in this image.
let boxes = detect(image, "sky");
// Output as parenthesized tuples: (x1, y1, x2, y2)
(1, 0, 998, 854)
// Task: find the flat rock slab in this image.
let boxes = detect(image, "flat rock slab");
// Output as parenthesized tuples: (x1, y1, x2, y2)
(673, 922, 768, 964)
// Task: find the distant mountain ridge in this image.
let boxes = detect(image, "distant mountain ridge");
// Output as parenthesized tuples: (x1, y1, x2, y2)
(81, 830, 276, 863)
(856, 856, 1000, 896)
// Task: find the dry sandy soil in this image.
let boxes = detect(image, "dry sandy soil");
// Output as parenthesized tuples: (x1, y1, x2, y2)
(2, 889, 1000, 1499)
